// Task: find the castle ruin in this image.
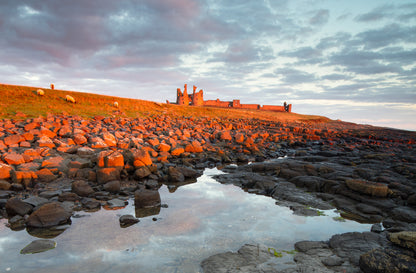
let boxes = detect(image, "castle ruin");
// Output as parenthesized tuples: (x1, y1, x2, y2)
(168, 84, 292, 113)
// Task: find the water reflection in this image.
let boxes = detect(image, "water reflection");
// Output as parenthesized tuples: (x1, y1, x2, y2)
(0, 168, 371, 273)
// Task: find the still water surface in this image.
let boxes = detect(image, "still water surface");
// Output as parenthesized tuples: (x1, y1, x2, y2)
(0, 168, 371, 272)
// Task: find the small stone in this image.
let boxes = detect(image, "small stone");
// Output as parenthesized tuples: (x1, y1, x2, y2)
(35, 168, 56, 182)
(103, 180, 120, 193)
(0, 180, 11, 190)
(72, 180, 94, 197)
(134, 167, 151, 179)
(119, 214, 139, 228)
(106, 198, 127, 209)
(96, 168, 120, 184)
(371, 223, 383, 233)
(80, 197, 101, 210)
(134, 189, 161, 208)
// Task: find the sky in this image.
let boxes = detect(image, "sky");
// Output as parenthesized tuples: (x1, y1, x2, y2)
(1, 0, 415, 131)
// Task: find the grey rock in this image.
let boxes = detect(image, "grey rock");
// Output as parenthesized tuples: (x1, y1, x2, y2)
(119, 214, 139, 228)
(72, 180, 94, 197)
(134, 189, 161, 208)
(106, 198, 127, 209)
(23, 196, 49, 207)
(5, 198, 33, 217)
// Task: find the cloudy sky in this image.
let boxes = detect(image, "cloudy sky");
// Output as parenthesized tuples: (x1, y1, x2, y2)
(1, 0, 415, 130)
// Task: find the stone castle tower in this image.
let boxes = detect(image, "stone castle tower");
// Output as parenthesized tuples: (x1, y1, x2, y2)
(176, 84, 204, 106)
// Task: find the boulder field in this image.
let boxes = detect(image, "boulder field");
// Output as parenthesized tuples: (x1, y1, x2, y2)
(0, 113, 415, 272)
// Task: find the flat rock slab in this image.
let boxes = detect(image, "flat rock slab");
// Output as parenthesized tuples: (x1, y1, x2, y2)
(201, 244, 297, 273)
(106, 198, 128, 209)
(20, 239, 56, 254)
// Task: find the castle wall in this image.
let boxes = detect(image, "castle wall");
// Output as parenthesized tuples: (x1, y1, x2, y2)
(261, 105, 286, 112)
(240, 104, 260, 110)
(204, 99, 231, 108)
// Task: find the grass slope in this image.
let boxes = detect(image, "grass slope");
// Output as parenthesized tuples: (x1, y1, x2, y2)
(0, 83, 330, 123)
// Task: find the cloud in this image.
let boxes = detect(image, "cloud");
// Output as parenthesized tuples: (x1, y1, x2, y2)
(353, 24, 416, 49)
(274, 68, 317, 84)
(309, 9, 330, 25)
(354, 5, 392, 22)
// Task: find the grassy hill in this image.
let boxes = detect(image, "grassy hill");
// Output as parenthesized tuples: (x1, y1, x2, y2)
(0, 83, 330, 123)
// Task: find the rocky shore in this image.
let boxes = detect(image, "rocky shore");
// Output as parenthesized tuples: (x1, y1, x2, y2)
(0, 113, 415, 272)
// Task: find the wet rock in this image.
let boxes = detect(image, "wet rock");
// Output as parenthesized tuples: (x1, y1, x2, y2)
(96, 167, 120, 184)
(106, 198, 127, 209)
(134, 166, 151, 179)
(390, 206, 416, 223)
(23, 196, 49, 207)
(119, 214, 139, 228)
(103, 180, 120, 193)
(321, 255, 344, 267)
(39, 190, 62, 199)
(272, 182, 333, 211)
(346, 179, 390, 197)
(26, 202, 71, 228)
(20, 239, 56, 254)
(5, 197, 33, 216)
(328, 232, 389, 266)
(35, 168, 57, 182)
(134, 189, 161, 208)
(72, 180, 94, 197)
(8, 215, 26, 230)
(168, 166, 185, 182)
(294, 241, 328, 253)
(58, 192, 80, 202)
(371, 223, 383, 233)
(388, 231, 416, 251)
(80, 197, 101, 210)
(0, 180, 11, 190)
(145, 179, 160, 190)
(289, 176, 326, 192)
(175, 166, 201, 179)
(359, 248, 416, 273)
(201, 244, 284, 273)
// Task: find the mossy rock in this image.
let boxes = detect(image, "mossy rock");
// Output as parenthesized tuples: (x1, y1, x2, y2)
(346, 179, 391, 197)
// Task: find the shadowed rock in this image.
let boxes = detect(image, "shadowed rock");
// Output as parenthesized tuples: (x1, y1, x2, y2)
(26, 202, 71, 228)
